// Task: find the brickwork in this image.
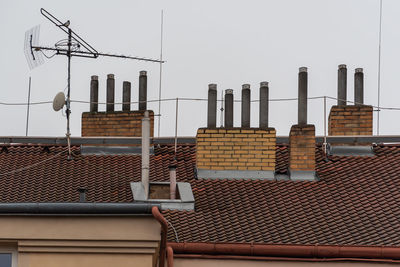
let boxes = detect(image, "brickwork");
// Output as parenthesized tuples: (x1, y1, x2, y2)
(289, 124, 315, 171)
(328, 105, 373, 136)
(196, 128, 276, 171)
(81, 110, 154, 137)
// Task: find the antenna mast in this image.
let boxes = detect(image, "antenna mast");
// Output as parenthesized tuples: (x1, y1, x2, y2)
(25, 8, 165, 159)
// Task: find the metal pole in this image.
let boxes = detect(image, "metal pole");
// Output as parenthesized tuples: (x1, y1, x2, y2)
(66, 28, 72, 159)
(377, 0, 383, 135)
(90, 75, 98, 112)
(174, 98, 178, 155)
(139, 71, 147, 111)
(122, 81, 131, 111)
(25, 77, 31, 136)
(157, 10, 164, 137)
(106, 74, 115, 112)
(323, 96, 327, 154)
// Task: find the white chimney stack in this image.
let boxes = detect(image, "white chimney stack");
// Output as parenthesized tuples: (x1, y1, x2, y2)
(141, 111, 150, 199)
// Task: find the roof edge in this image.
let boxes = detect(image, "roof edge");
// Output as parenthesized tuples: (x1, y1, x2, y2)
(168, 242, 400, 261)
(0, 203, 159, 215)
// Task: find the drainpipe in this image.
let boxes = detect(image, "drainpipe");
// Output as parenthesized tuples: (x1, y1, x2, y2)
(167, 246, 174, 267)
(168, 242, 400, 261)
(152, 206, 167, 267)
(142, 111, 150, 199)
(169, 165, 177, 200)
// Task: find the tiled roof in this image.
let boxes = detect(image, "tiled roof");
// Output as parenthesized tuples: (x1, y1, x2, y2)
(1, 143, 400, 246)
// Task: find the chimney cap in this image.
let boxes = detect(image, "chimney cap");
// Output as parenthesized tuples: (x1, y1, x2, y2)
(208, 84, 217, 90)
(107, 74, 115, 79)
(225, 89, 233, 94)
(91, 75, 98, 80)
(355, 68, 363, 73)
(242, 84, 250, 90)
(140, 70, 147, 76)
(299, 67, 308, 73)
(339, 64, 347, 69)
(260, 81, 269, 87)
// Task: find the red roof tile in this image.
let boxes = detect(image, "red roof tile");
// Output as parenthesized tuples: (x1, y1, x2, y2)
(1, 143, 400, 247)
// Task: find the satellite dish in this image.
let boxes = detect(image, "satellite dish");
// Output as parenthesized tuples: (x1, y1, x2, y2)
(53, 92, 66, 111)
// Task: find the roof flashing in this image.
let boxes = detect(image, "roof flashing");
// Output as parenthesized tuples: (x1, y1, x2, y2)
(131, 182, 194, 211)
(81, 145, 154, 155)
(328, 145, 374, 157)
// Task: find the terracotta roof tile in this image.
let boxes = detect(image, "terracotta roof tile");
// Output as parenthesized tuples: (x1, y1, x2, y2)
(1, 143, 400, 246)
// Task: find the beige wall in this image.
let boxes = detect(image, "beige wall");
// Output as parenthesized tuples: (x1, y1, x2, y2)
(0, 216, 161, 267)
(175, 258, 396, 267)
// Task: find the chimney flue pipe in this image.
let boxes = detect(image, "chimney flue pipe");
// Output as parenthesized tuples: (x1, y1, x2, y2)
(298, 67, 308, 126)
(142, 111, 150, 199)
(354, 68, 364, 105)
(122, 81, 131, 111)
(207, 84, 217, 128)
(241, 84, 251, 128)
(259, 81, 269, 128)
(139, 71, 147, 111)
(225, 89, 234, 128)
(90, 75, 98, 112)
(169, 165, 177, 200)
(106, 74, 115, 112)
(338, 64, 347, 106)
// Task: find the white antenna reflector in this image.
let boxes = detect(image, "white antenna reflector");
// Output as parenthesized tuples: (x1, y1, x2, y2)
(24, 25, 44, 70)
(53, 92, 66, 111)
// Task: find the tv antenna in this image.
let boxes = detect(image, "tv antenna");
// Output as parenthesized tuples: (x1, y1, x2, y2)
(24, 8, 165, 159)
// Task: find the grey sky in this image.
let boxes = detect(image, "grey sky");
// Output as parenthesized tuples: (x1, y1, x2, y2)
(0, 0, 398, 137)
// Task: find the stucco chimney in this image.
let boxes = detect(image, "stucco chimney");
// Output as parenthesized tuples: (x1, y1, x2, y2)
(169, 165, 177, 200)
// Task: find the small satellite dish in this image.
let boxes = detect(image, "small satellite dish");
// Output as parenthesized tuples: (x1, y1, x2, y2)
(53, 92, 66, 111)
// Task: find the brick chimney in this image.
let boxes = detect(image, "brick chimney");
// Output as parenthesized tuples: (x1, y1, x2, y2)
(328, 67, 373, 139)
(288, 67, 317, 181)
(196, 83, 276, 180)
(81, 72, 154, 138)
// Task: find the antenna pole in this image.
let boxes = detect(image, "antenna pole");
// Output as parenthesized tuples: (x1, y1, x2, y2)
(377, 0, 383, 135)
(25, 77, 32, 136)
(157, 10, 164, 137)
(66, 28, 72, 159)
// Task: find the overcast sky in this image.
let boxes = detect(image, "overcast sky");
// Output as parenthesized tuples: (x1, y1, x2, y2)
(1, 0, 399, 137)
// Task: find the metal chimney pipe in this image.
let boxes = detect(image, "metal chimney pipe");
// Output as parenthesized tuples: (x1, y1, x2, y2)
(207, 84, 217, 128)
(106, 74, 115, 112)
(141, 111, 150, 199)
(259, 81, 269, 128)
(90, 75, 98, 112)
(78, 188, 87, 203)
(169, 165, 177, 200)
(139, 71, 147, 111)
(241, 84, 251, 128)
(122, 81, 131, 111)
(338, 64, 347, 106)
(354, 68, 364, 105)
(225, 89, 234, 128)
(298, 67, 308, 126)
